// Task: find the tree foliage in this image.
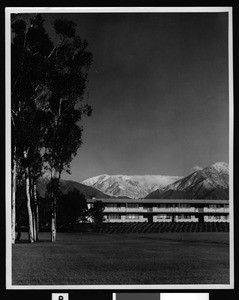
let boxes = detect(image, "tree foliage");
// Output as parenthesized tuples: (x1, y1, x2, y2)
(11, 13, 93, 242)
(57, 189, 87, 229)
(87, 201, 105, 224)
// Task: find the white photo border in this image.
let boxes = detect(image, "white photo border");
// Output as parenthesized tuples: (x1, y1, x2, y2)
(5, 6, 234, 290)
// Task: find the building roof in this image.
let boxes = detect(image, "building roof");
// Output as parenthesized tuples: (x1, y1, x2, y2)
(87, 198, 229, 204)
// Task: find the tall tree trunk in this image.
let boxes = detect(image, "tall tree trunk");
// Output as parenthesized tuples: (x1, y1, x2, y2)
(51, 172, 60, 242)
(32, 210, 37, 242)
(24, 151, 34, 243)
(30, 177, 37, 242)
(51, 201, 57, 242)
(33, 182, 39, 241)
(50, 171, 56, 242)
(11, 146, 17, 244)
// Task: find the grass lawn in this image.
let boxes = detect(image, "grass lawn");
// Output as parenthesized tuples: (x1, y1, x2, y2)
(12, 232, 229, 285)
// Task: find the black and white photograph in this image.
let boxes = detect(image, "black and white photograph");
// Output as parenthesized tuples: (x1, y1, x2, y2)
(5, 7, 234, 289)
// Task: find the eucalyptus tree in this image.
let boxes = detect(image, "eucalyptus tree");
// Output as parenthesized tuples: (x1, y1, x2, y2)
(11, 14, 53, 243)
(11, 15, 93, 243)
(44, 19, 93, 242)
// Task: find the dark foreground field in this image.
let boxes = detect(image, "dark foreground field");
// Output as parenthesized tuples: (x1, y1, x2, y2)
(12, 232, 229, 285)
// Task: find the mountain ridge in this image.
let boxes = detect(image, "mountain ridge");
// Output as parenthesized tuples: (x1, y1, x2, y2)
(36, 177, 112, 199)
(82, 174, 182, 199)
(145, 162, 229, 200)
(37, 162, 229, 200)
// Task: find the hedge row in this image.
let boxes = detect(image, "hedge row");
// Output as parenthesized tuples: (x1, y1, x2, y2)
(98, 221, 229, 233)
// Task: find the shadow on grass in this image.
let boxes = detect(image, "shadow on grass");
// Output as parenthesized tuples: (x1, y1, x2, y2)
(15, 239, 51, 244)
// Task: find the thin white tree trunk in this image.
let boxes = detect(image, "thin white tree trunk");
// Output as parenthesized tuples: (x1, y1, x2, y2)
(26, 174, 34, 243)
(50, 100, 62, 242)
(11, 147, 17, 244)
(51, 207, 56, 242)
(32, 211, 37, 242)
(33, 182, 39, 241)
(51, 171, 60, 242)
(24, 150, 34, 243)
(30, 178, 37, 242)
(50, 169, 56, 242)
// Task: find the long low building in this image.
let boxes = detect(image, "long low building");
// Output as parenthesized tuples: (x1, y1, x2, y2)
(87, 198, 229, 223)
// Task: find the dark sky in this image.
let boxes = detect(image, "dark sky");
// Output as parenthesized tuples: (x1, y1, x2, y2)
(43, 12, 229, 182)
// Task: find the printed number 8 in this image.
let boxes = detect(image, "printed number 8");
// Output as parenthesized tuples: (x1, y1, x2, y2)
(58, 296, 64, 300)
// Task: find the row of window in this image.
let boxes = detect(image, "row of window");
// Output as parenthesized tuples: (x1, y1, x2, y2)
(106, 204, 229, 209)
(108, 214, 139, 219)
(157, 214, 171, 219)
(108, 214, 229, 220)
(126, 214, 140, 219)
(208, 204, 229, 208)
(207, 215, 229, 220)
(108, 214, 121, 219)
(107, 204, 139, 208)
(177, 215, 195, 219)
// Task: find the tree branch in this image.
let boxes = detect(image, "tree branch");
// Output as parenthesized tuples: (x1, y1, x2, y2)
(46, 47, 56, 61)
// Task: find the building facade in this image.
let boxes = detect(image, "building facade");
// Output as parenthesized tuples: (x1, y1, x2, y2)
(87, 198, 229, 223)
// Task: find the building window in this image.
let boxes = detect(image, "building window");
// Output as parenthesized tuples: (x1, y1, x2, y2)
(108, 214, 121, 219)
(209, 205, 217, 209)
(178, 214, 193, 219)
(209, 215, 224, 220)
(127, 203, 139, 208)
(126, 214, 139, 219)
(143, 205, 153, 211)
(157, 214, 171, 219)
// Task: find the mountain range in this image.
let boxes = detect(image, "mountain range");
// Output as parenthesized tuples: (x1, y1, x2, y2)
(37, 162, 229, 200)
(82, 174, 182, 199)
(145, 162, 229, 199)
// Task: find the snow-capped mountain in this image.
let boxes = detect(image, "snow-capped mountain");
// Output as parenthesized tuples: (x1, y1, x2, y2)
(82, 174, 182, 199)
(145, 162, 229, 200)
